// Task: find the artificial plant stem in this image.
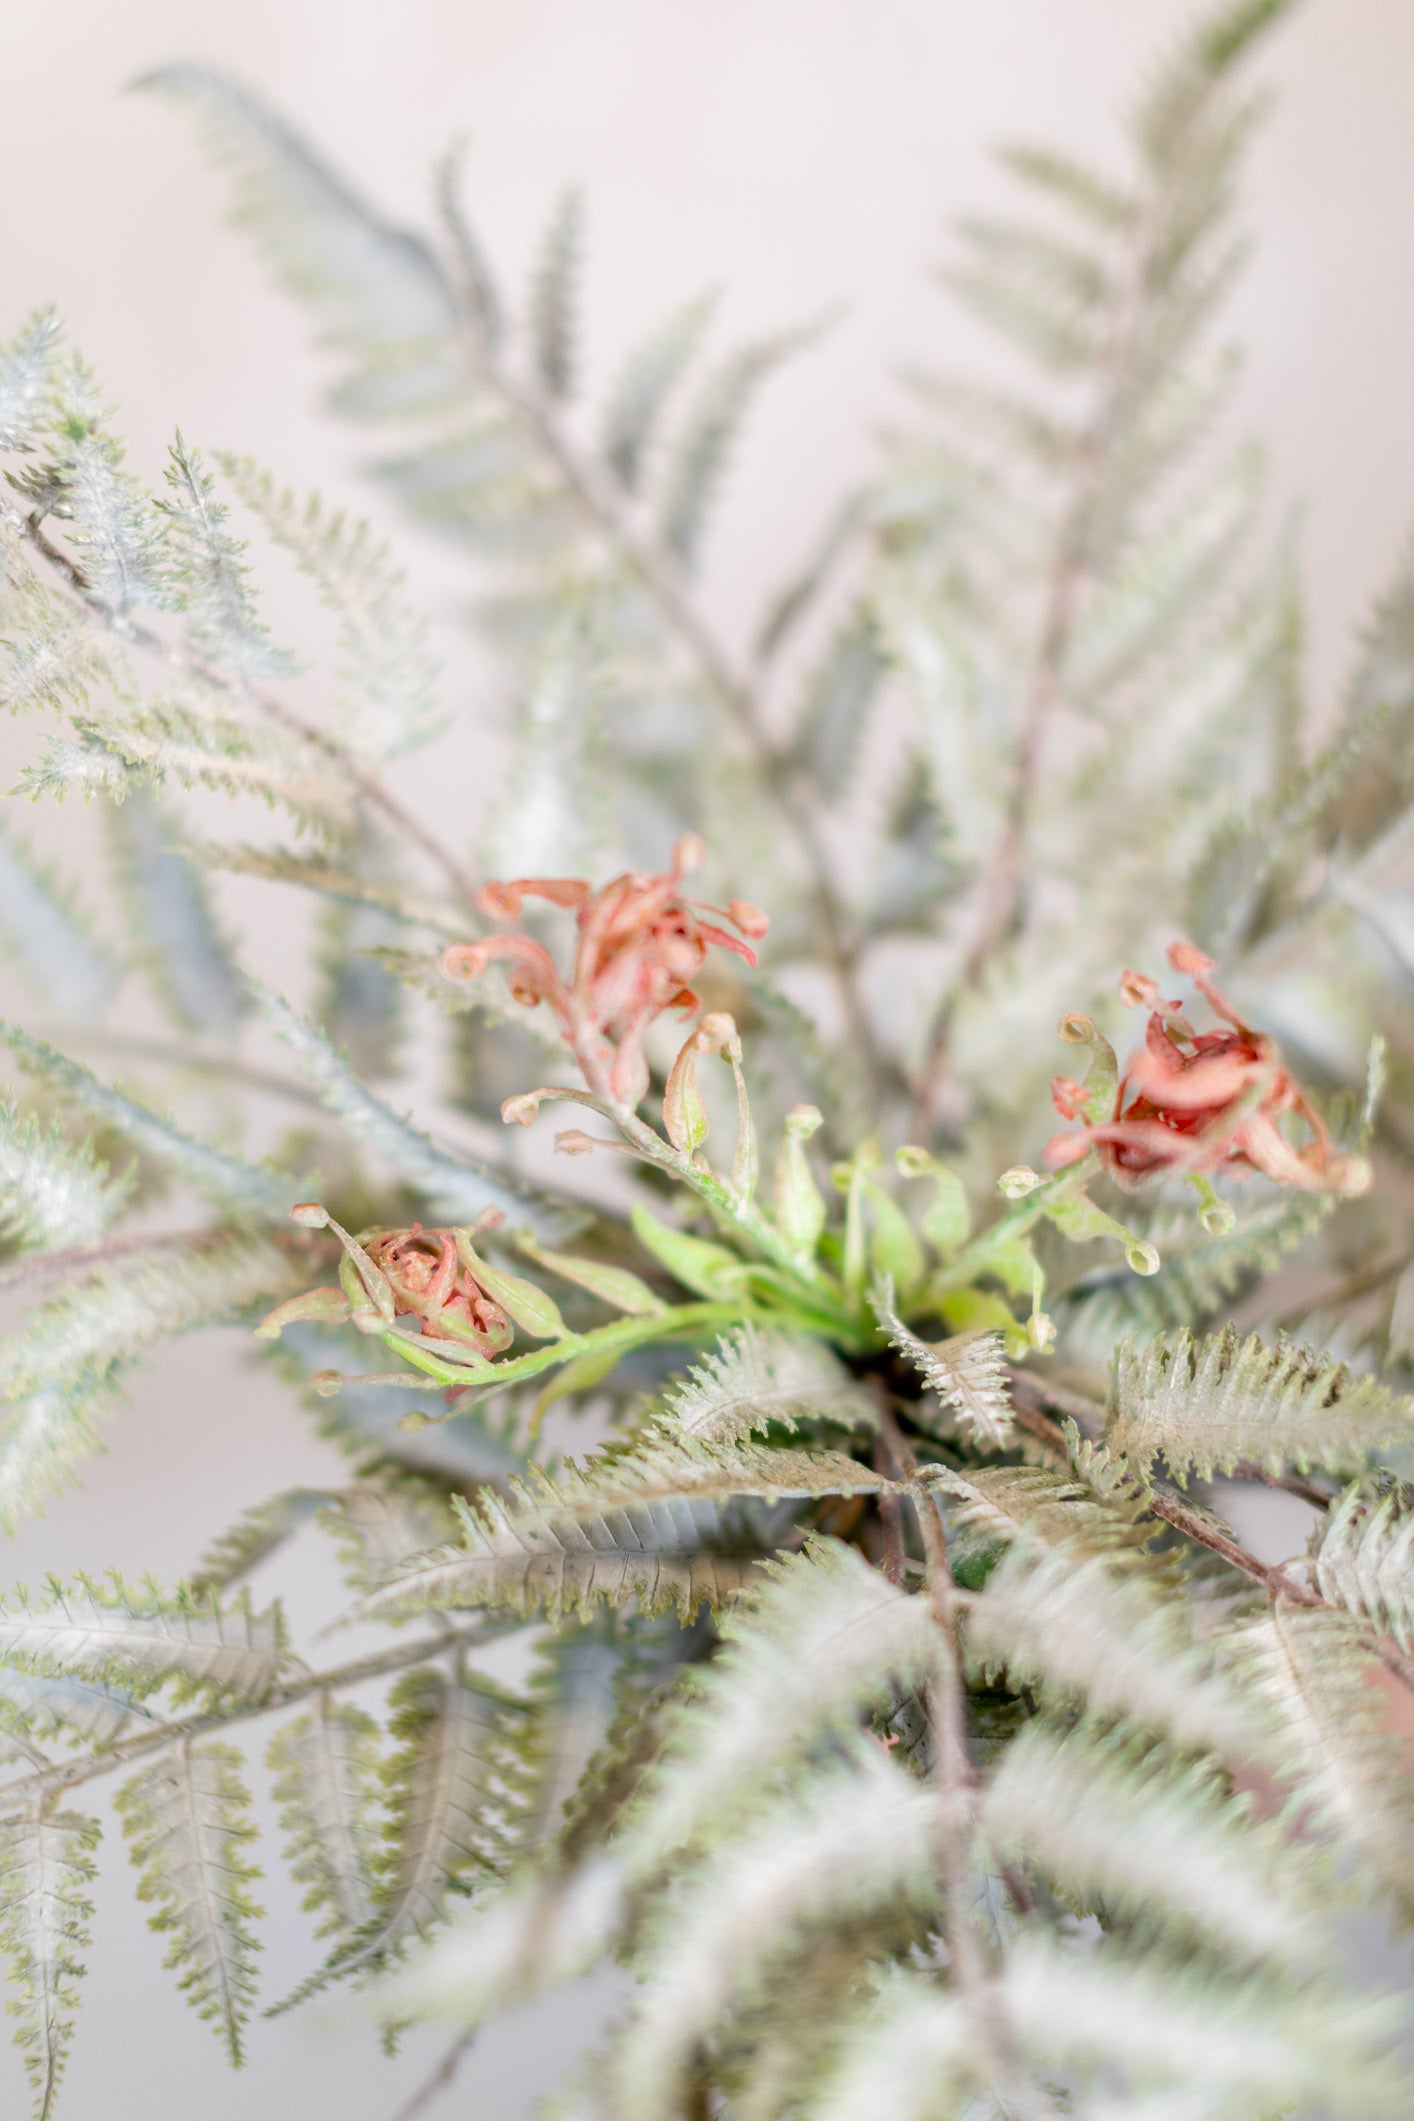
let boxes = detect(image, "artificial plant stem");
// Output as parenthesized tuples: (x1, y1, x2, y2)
(0, 1620, 507, 1815)
(878, 1404, 1041, 2116)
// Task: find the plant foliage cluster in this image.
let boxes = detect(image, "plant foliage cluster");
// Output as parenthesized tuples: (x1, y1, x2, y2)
(2, 4, 1414, 2114)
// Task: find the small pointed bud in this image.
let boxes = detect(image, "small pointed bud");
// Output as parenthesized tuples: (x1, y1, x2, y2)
(310, 1370, 344, 1398)
(1119, 969, 1161, 1009)
(663, 1030, 710, 1155)
(727, 900, 769, 940)
(785, 1104, 823, 1139)
(555, 1130, 597, 1156)
(1058, 1013, 1095, 1044)
(674, 833, 707, 875)
(442, 941, 491, 981)
(695, 1011, 738, 1053)
(501, 1091, 544, 1127)
(289, 1201, 329, 1229)
(997, 1165, 1044, 1199)
(1167, 939, 1215, 977)
(397, 1409, 433, 1432)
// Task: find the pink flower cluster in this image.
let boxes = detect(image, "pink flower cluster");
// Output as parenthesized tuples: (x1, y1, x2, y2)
(364, 1224, 514, 1358)
(1045, 941, 1369, 1195)
(442, 835, 768, 1109)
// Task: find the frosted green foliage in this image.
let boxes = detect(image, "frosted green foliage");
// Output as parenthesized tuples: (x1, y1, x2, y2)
(39, 360, 168, 616)
(139, 66, 460, 404)
(980, 1718, 1314, 1968)
(116, 1738, 262, 2062)
(221, 461, 440, 758)
(0, 818, 117, 1019)
(0, 1576, 286, 1706)
(1311, 1478, 1414, 1652)
(0, 310, 62, 453)
(530, 188, 584, 401)
(108, 790, 245, 1037)
(268, 1697, 383, 1943)
(793, 607, 887, 802)
(255, 983, 572, 1236)
(6, 5, 1414, 2111)
(0, 1377, 125, 1538)
(1108, 1325, 1414, 1481)
(1247, 1600, 1414, 1919)
(281, 1666, 515, 2004)
(16, 688, 355, 834)
(355, 1439, 890, 1627)
(875, 1298, 1014, 1448)
(601, 291, 718, 492)
(0, 1024, 291, 1215)
(0, 1228, 299, 1402)
(0, 1667, 159, 1750)
(659, 329, 809, 569)
(965, 1544, 1267, 1765)
(155, 435, 289, 680)
(0, 1807, 100, 2119)
(608, 1748, 939, 2121)
(622, 1540, 936, 1869)
(0, 1102, 126, 1253)
(660, 1326, 874, 1446)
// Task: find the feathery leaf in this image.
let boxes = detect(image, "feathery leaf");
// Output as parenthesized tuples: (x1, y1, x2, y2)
(660, 1325, 874, 1446)
(875, 1297, 1014, 1448)
(117, 1737, 262, 2062)
(268, 1696, 383, 1944)
(0, 1576, 286, 1707)
(0, 816, 118, 1020)
(0, 1807, 100, 2120)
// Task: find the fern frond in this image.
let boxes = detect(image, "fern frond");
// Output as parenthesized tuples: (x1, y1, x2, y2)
(0, 1100, 127, 1253)
(1107, 1325, 1413, 1481)
(503, 1617, 626, 1857)
(0, 816, 117, 1019)
(530, 188, 584, 401)
(355, 1436, 889, 1627)
(186, 1487, 333, 1599)
(792, 606, 887, 801)
(602, 291, 717, 492)
(982, 1718, 1316, 1967)
(622, 1538, 935, 1868)
(660, 1325, 874, 1446)
(108, 789, 246, 1038)
(0, 1666, 159, 1750)
(156, 434, 289, 680)
(0, 583, 115, 720)
(139, 68, 459, 399)
(0, 309, 63, 452)
(268, 1695, 383, 1943)
(254, 983, 572, 1235)
(1311, 1478, 1414, 1652)
(377, 1854, 624, 2032)
(659, 328, 809, 569)
(0, 1806, 100, 2120)
(317, 1474, 458, 1593)
(0, 1022, 290, 1215)
(222, 460, 440, 759)
(0, 1228, 300, 1404)
(0, 1377, 123, 1538)
(116, 1737, 262, 2062)
(965, 1544, 1265, 1764)
(0, 1576, 286, 1707)
(875, 1299, 1013, 1448)
(19, 690, 356, 834)
(283, 1665, 515, 2004)
(936, 1461, 1155, 1571)
(609, 1748, 938, 2121)
(1247, 1598, 1414, 1917)
(37, 357, 167, 615)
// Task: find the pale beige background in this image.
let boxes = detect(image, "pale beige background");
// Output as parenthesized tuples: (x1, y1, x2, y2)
(2, 1, 1413, 2114)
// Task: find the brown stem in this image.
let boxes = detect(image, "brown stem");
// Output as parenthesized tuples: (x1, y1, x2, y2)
(0, 1620, 507, 1815)
(391, 2029, 478, 2121)
(877, 1405, 1043, 2115)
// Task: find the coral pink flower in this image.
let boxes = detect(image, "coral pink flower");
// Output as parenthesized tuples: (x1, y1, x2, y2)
(364, 1225, 514, 1357)
(442, 836, 768, 1110)
(1044, 941, 1369, 1195)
